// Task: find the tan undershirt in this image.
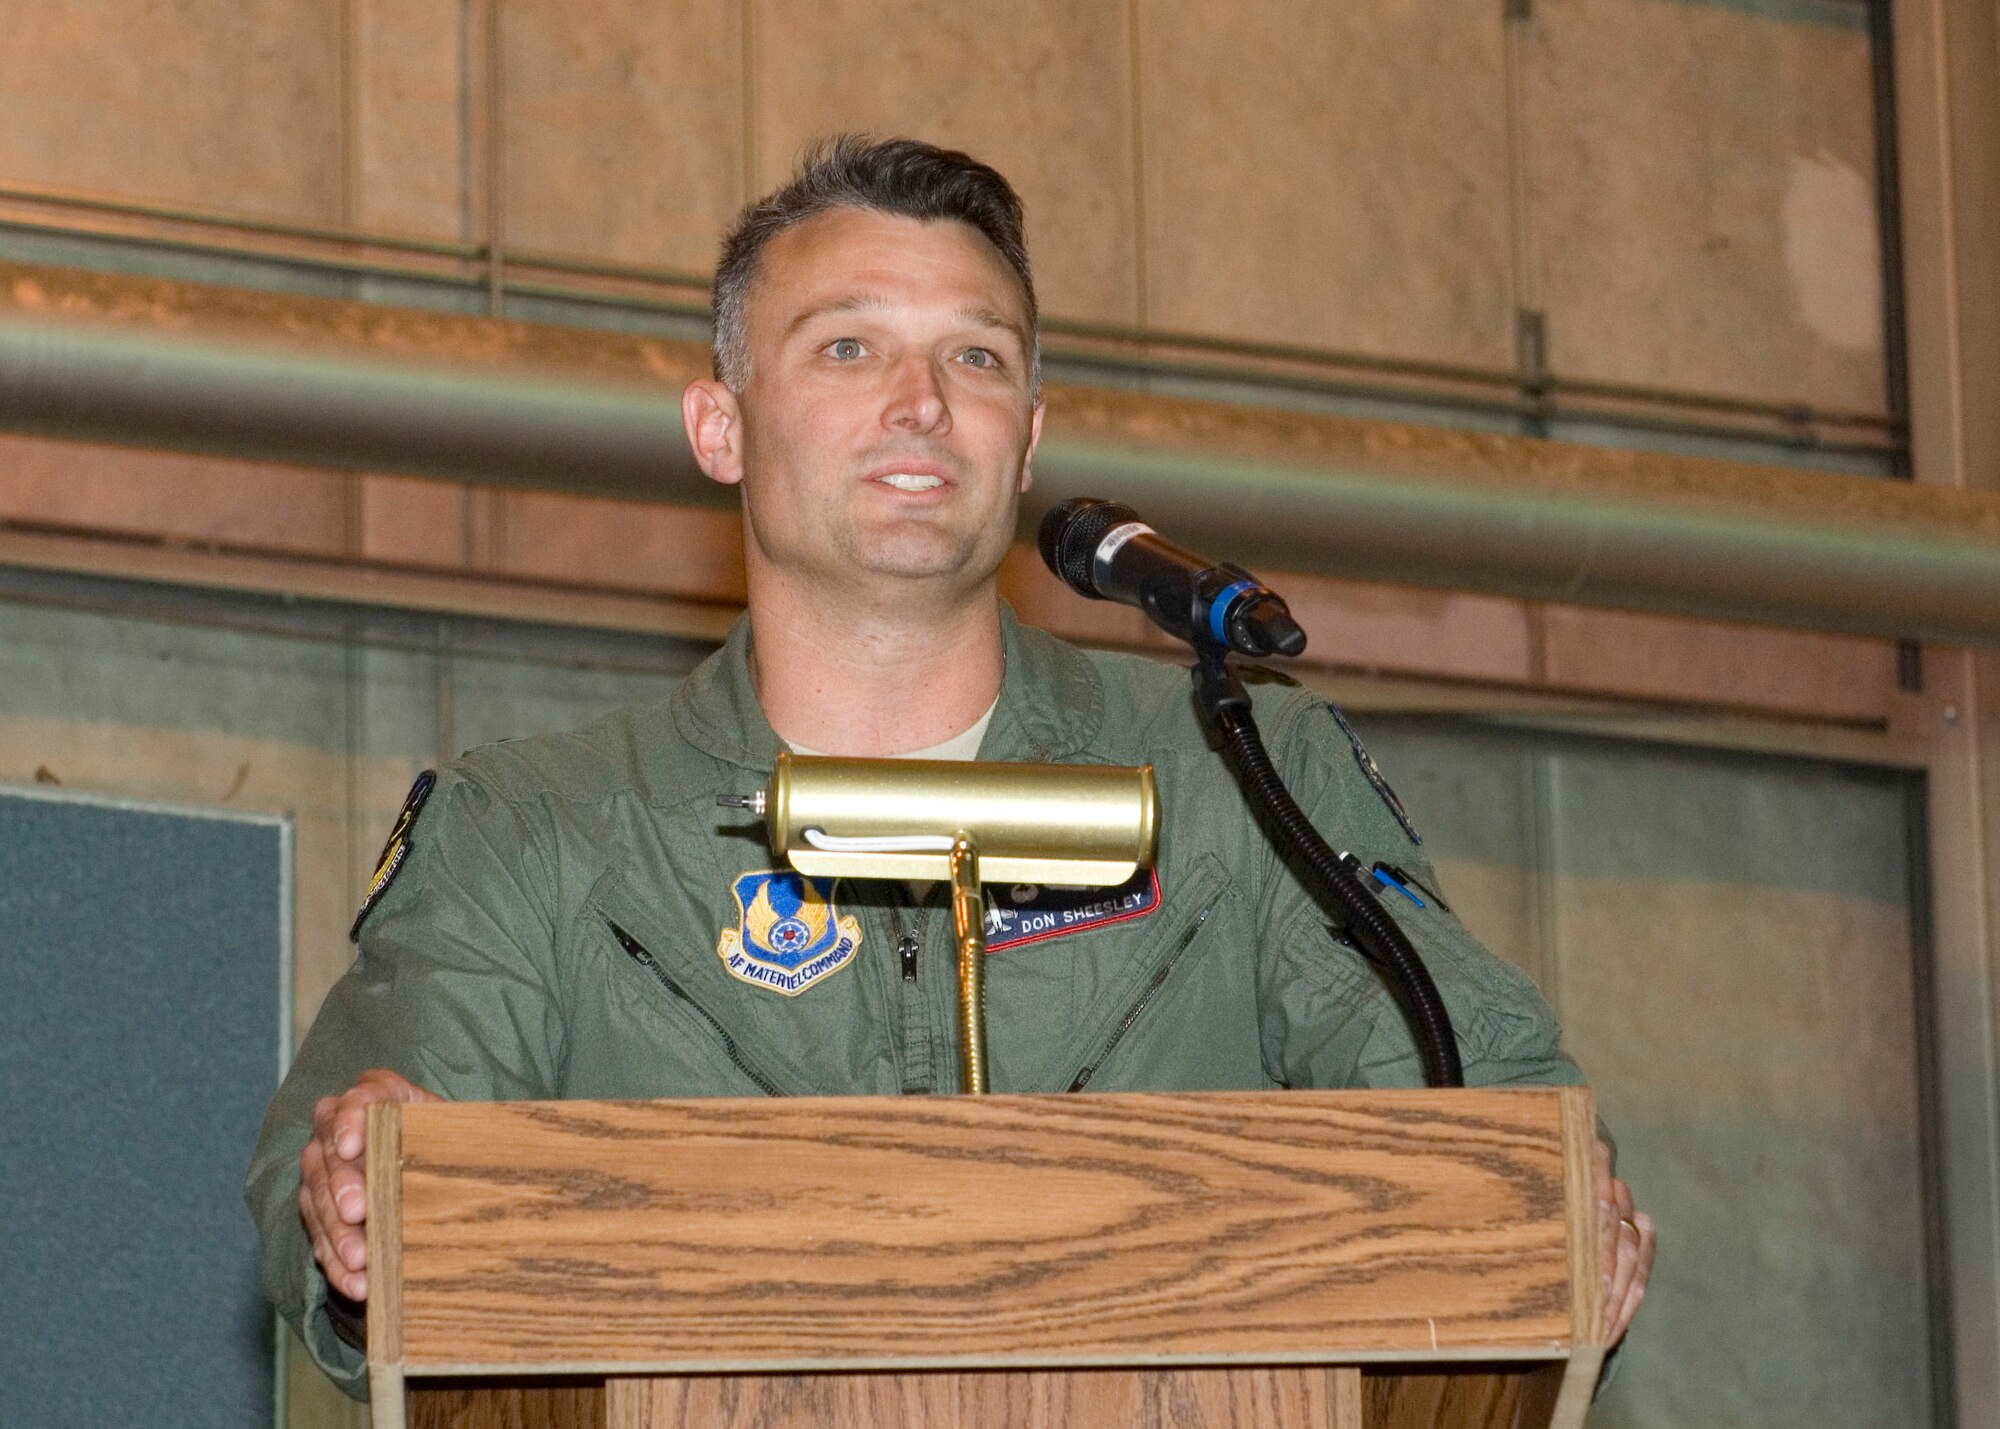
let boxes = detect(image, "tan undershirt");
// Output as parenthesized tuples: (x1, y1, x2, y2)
(783, 698, 996, 763)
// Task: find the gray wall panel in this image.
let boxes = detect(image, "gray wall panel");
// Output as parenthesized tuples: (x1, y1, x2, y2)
(1362, 719, 1934, 1427)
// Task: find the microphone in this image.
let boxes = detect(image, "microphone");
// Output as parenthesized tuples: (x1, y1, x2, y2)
(1038, 498, 1307, 659)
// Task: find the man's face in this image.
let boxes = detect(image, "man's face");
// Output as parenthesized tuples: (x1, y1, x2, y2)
(695, 207, 1042, 602)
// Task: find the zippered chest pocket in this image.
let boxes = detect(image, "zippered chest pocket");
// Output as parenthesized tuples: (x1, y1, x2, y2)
(1038, 855, 1246, 1093)
(543, 912, 787, 1100)
(1069, 902, 1216, 1090)
(607, 921, 783, 1096)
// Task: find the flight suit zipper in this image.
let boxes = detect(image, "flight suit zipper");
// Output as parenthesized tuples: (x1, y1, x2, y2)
(1068, 904, 1214, 1091)
(890, 891, 935, 1094)
(608, 921, 783, 1097)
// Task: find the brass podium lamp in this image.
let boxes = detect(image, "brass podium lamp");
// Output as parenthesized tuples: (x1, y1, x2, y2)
(728, 752, 1158, 1093)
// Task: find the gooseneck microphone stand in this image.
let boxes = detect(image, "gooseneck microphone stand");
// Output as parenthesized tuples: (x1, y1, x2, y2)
(1191, 642, 1465, 1089)
(1036, 495, 1463, 1088)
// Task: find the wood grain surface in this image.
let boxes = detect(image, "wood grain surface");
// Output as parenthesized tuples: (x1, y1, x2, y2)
(1361, 1362, 1564, 1429)
(410, 1378, 607, 1429)
(368, 1101, 408, 1429)
(381, 1089, 1591, 1374)
(606, 1366, 1362, 1428)
(1557, 1091, 1602, 1347)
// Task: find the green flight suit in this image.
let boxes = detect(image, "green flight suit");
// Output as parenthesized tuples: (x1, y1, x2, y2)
(246, 607, 1583, 1397)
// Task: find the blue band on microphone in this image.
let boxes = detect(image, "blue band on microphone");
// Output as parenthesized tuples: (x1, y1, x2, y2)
(1209, 579, 1257, 646)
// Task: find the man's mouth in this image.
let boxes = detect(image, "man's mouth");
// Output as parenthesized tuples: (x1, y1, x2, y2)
(875, 472, 946, 492)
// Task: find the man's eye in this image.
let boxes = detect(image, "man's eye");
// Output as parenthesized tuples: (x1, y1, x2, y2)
(960, 347, 998, 369)
(827, 338, 865, 360)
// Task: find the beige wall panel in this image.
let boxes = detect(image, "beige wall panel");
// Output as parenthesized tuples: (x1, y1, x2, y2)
(0, 436, 352, 553)
(500, 0, 744, 273)
(1000, 544, 1163, 647)
(0, 0, 344, 221)
(1430, 857, 1548, 992)
(496, 490, 746, 600)
(1139, 0, 1515, 365)
(352, 0, 467, 237)
(753, 0, 1139, 325)
(1004, 550, 1537, 686)
(1561, 883, 1918, 1125)
(1282, 579, 1534, 685)
(1539, 606, 1897, 721)
(358, 472, 468, 566)
(1523, 0, 1888, 413)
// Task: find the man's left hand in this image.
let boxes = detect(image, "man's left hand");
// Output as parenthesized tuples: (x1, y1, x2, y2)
(1597, 1138, 1655, 1343)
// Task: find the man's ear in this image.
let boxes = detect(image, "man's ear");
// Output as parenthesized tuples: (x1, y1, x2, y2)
(1019, 399, 1046, 492)
(682, 379, 745, 486)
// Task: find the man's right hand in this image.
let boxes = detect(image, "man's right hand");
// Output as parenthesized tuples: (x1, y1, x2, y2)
(298, 1068, 442, 1301)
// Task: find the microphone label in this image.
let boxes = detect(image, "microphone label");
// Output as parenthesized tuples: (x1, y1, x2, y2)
(1092, 520, 1154, 576)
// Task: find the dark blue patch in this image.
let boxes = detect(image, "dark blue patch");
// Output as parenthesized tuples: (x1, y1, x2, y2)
(350, 770, 436, 941)
(1326, 705, 1422, 847)
(982, 868, 1161, 952)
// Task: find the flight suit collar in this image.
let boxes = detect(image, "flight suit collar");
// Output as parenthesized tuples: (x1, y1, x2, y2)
(669, 614, 783, 771)
(982, 604, 1103, 762)
(669, 603, 1104, 770)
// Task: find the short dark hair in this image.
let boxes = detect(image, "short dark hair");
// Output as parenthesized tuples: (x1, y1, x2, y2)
(710, 134, 1038, 394)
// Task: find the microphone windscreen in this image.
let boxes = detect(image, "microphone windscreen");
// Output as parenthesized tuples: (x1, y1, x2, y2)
(1038, 497, 1135, 597)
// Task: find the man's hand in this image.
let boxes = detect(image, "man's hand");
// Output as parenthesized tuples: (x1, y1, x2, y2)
(298, 1068, 442, 1301)
(1596, 1138, 1656, 1344)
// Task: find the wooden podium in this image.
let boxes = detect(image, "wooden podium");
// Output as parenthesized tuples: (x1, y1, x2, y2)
(364, 1088, 1606, 1428)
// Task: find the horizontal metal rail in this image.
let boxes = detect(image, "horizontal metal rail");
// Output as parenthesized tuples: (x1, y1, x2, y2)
(0, 312, 692, 500)
(0, 310, 1989, 645)
(1033, 424, 2000, 647)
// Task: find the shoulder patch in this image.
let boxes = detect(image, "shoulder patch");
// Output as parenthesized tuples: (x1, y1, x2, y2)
(981, 868, 1161, 952)
(717, 871, 862, 996)
(1325, 705, 1422, 847)
(350, 770, 437, 942)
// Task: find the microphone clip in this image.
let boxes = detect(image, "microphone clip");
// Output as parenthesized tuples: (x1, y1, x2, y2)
(1191, 641, 1252, 734)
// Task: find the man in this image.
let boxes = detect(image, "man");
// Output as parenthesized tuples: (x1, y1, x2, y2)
(248, 136, 1653, 1398)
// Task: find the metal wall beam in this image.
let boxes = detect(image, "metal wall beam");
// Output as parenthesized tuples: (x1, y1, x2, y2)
(1893, 0, 2000, 1422)
(2, 276, 1998, 647)
(0, 310, 698, 503)
(1039, 385, 2000, 646)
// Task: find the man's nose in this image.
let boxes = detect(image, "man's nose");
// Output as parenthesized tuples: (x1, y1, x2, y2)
(882, 356, 951, 434)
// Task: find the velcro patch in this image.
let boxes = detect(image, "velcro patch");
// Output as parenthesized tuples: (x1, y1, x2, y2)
(982, 868, 1161, 952)
(717, 870, 862, 996)
(1326, 704, 1422, 847)
(349, 770, 436, 942)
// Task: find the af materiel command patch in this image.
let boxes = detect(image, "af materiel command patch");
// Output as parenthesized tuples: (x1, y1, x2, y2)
(1325, 705, 1422, 847)
(349, 770, 437, 942)
(717, 870, 863, 995)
